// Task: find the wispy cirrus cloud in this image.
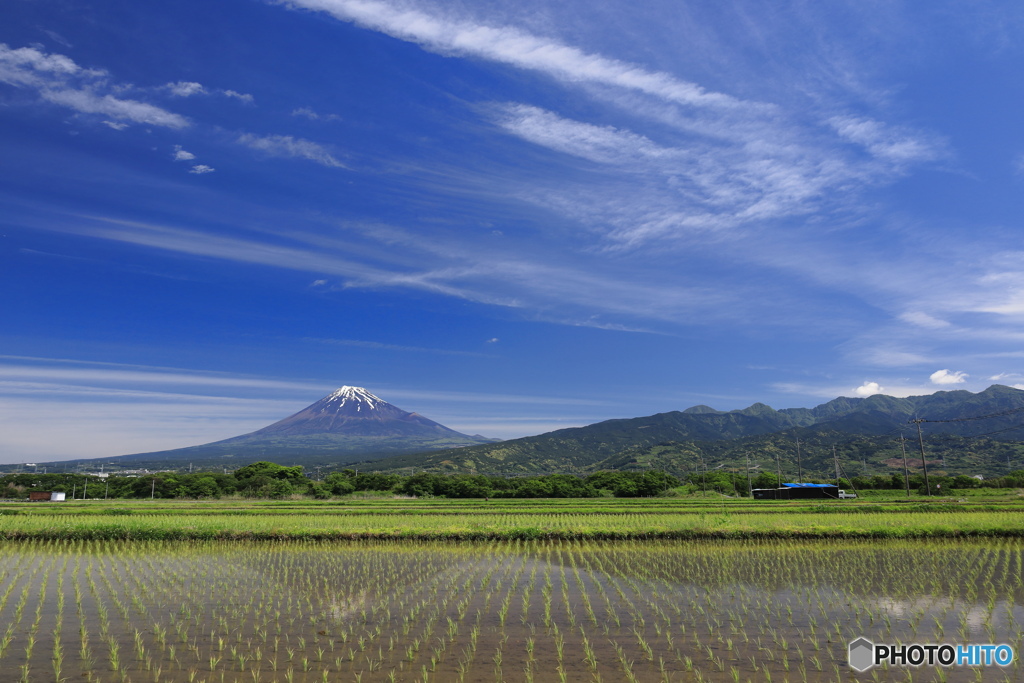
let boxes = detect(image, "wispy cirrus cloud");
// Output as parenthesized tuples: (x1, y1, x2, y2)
(284, 0, 742, 111)
(828, 115, 947, 166)
(489, 103, 846, 245)
(40, 212, 739, 329)
(305, 337, 495, 357)
(0, 43, 188, 128)
(0, 359, 327, 394)
(237, 133, 346, 167)
(284, 1, 946, 253)
(0, 357, 332, 461)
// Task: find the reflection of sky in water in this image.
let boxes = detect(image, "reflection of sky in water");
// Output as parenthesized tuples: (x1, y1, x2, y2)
(1, 539, 1021, 683)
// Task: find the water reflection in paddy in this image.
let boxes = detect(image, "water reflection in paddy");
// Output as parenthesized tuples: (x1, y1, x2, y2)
(0, 538, 1020, 682)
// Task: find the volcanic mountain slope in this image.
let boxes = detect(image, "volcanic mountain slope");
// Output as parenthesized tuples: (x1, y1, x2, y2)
(359, 385, 1024, 475)
(100, 387, 495, 469)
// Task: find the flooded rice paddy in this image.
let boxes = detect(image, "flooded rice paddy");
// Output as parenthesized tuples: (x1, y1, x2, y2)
(0, 537, 1020, 682)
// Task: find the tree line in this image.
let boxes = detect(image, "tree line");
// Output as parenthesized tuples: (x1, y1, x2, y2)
(0, 463, 680, 500)
(4, 462, 1022, 500)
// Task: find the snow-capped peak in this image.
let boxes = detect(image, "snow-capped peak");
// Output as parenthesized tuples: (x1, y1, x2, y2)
(324, 386, 384, 411)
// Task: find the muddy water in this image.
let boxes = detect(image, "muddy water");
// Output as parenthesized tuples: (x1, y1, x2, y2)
(0, 538, 1020, 682)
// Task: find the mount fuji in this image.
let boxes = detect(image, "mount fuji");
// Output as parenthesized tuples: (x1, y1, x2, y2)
(100, 386, 496, 469)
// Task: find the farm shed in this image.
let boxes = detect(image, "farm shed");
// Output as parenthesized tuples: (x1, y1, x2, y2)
(27, 491, 66, 502)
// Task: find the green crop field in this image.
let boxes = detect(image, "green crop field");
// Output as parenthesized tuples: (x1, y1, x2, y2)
(1, 496, 1024, 540)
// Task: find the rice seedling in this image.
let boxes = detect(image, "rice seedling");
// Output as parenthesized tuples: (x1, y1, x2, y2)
(0, 520, 1020, 682)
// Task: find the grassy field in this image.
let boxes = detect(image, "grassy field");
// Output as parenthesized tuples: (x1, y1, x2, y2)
(1, 494, 1023, 540)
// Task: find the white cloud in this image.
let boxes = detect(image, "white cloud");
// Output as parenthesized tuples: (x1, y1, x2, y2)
(853, 381, 885, 397)
(990, 373, 1021, 381)
(494, 103, 673, 166)
(829, 115, 946, 165)
(285, 0, 741, 111)
(0, 360, 326, 393)
(0, 44, 188, 128)
(0, 360, 328, 462)
(855, 348, 933, 367)
(223, 89, 254, 103)
(41, 29, 73, 49)
(165, 81, 206, 97)
(0, 395, 294, 462)
(103, 121, 129, 131)
(237, 133, 346, 168)
(307, 337, 492, 357)
(163, 81, 251, 102)
(899, 311, 951, 329)
(172, 145, 195, 161)
(486, 338, 499, 343)
(489, 102, 859, 246)
(42, 88, 188, 128)
(283, 2, 944, 250)
(930, 368, 968, 385)
(292, 107, 340, 121)
(775, 381, 937, 400)
(46, 213, 732, 327)
(0, 43, 90, 85)
(189, 164, 215, 174)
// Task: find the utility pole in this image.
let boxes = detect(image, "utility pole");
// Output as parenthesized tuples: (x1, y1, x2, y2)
(911, 419, 932, 496)
(83, 478, 87, 500)
(795, 438, 803, 483)
(151, 478, 156, 500)
(698, 456, 707, 498)
(833, 445, 841, 483)
(745, 452, 753, 497)
(775, 450, 783, 499)
(104, 479, 109, 500)
(898, 435, 911, 497)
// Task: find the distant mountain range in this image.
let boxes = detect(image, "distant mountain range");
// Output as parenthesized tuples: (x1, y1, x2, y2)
(358, 385, 1024, 478)
(37, 384, 1024, 477)
(82, 387, 496, 470)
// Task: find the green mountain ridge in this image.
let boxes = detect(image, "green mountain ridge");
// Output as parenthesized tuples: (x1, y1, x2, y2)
(359, 385, 1024, 477)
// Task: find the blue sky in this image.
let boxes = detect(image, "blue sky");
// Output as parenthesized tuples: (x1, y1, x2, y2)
(2, 0, 1024, 463)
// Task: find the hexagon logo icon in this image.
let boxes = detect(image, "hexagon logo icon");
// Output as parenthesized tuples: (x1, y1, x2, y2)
(848, 637, 875, 672)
